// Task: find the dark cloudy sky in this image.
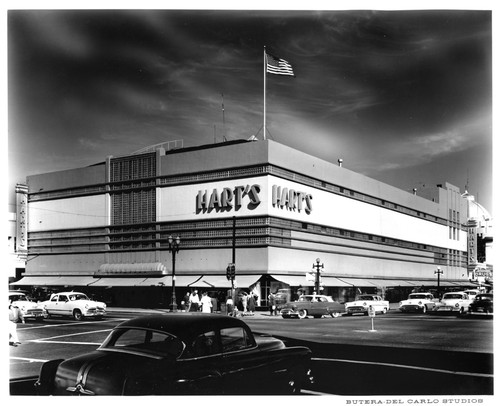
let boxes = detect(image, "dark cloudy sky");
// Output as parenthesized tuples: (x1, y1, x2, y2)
(7, 8, 493, 213)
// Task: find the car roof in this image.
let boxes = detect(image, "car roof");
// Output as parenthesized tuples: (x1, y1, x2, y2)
(115, 313, 249, 341)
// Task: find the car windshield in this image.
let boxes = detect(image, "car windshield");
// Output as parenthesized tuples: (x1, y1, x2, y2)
(10, 294, 32, 302)
(475, 295, 492, 301)
(358, 295, 375, 300)
(443, 294, 464, 299)
(409, 294, 430, 299)
(298, 296, 313, 302)
(100, 327, 185, 359)
(68, 293, 90, 301)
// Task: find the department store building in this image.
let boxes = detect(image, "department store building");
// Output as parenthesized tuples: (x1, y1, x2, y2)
(12, 139, 482, 307)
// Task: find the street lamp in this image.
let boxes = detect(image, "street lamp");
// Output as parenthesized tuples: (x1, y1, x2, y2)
(313, 258, 324, 294)
(167, 235, 181, 312)
(435, 267, 443, 298)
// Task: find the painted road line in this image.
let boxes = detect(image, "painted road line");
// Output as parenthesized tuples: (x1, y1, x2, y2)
(30, 328, 112, 342)
(312, 357, 493, 378)
(18, 318, 127, 330)
(30, 340, 102, 345)
(10, 356, 49, 363)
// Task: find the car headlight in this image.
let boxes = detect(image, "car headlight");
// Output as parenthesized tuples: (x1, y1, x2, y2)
(363, 302, 367, 306)
(418, 301, 422, 305)
(85, 304, 89, 309)
(455, 303, 459, 308)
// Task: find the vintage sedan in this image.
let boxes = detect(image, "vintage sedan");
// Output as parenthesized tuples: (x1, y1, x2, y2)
(399, 292, 436, 313)
(9, 291, 47, 321)
(432, 291, 472, 314)
(41, 291, 106, 320)
(280, 294, 345, 319)
(345, 294, 390, 316)
(467, 293, 493, 316)
(34, 313, 313, 395)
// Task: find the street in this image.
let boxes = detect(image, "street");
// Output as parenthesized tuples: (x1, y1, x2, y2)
(9, 310, 493, 395)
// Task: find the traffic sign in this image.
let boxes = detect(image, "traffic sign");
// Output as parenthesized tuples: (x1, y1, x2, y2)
(368, 305, 376, 318)
(226, 263, 236, 280)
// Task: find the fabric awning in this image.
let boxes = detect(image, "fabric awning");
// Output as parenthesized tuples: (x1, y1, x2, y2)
(232, 275, 262, 288)
(10, 276, 65, 286)
(10, 275, 96, 286)
(188, 276, 230, 288)
(335, 277, 379, 287)
(272, 275, 314, 287)
(136, 276, 201, 287)
(370, 279, 417, 287)
(96, 263, 167, 277)
(91, 277, 149, 287)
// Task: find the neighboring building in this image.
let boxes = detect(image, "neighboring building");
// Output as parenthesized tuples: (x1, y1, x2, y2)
(11, 139, 489, 306)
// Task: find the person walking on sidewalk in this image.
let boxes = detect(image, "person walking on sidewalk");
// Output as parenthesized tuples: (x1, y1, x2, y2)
(9, 301, 24, 346)
(268, 292, 277, 316)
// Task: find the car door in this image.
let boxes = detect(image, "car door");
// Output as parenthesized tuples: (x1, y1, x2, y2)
(45, 294, 60, 315)
(174, 330, 224, 394)
(220, 326, 267, 394)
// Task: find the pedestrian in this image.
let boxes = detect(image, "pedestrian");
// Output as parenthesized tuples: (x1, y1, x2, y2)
(268, 291, 277, 316)
(181, 292, 190, 312)
(189, 290, 200, 312)
(226, 296, 234, 316)
(247, 293, 256, 314)
(9, 301, 23, 346)
(200, 292, 212, 313)
(241, 292, 248, 313)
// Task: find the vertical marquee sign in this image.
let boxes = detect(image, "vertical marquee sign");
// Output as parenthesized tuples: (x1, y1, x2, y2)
(15, 184, 29, 253)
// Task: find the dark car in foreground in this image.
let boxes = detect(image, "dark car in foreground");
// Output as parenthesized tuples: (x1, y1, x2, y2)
(466, 293, 493, 317)
(280, 294, 345, 319)
(24, 313, 312, 395)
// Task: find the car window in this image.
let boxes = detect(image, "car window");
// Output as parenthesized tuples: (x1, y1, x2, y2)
(50, 295, 58, 302)
(102, 328, 184, 358)
(59, 295, 68, 301)
(220, 327, 252, 353)
(187, 331, 220, 358)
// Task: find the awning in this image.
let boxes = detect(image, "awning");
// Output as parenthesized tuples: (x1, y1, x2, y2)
(96, 263, 167, 277)
(188, 276, 231, 288)
(335, 277, 379, 287)
(137, 276, 201, 287)
(10, 276, 64, 286)
(91, 277, 149, 287)
(272, 275, 314, 287)
(10, 275, 96, 286)
(370, 279, 417, 287)
(233, 275, 262, 288)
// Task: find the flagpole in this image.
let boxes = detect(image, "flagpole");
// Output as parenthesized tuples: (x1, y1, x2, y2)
(263, 46, 266, 141)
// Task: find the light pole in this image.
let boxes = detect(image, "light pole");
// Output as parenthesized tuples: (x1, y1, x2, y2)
(168, 235, 180, 312)
(435, 267, 443, 299)
(313, 258, 324, 294)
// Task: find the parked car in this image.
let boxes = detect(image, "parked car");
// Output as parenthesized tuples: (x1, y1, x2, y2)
(345, 294, 390, 316)
(9, 291, 47, 321)
(33, 313, 313, 395)
(467, 293, 493, 316)
(280, 294, 345, 319)
(399, 292, 436, 313)
(274, 288, 291, 309)
(432, 291, 472, 314)
(41, 291, 106, 320)
(463, 289, 483, 300)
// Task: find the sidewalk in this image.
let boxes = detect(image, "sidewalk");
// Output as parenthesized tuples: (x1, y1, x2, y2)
(106, 307, 271, 318)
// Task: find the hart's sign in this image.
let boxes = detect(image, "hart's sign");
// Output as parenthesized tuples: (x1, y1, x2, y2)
(272, 185, 312, 214)
(196, 185, 261, 213)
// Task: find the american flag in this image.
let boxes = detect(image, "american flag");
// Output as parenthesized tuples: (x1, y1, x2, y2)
(266, 53, 295, 76)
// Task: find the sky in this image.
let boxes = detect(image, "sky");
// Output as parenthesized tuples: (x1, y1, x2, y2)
(6, 6, 494, 215)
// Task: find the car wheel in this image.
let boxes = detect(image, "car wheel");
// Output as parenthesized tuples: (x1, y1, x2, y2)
(330, 312, 341, 318)
(73, 309, 83, 321)
(297, 309, 308, 319)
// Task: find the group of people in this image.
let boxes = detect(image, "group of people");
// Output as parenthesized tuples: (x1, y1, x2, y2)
(181, 290, 214, 313)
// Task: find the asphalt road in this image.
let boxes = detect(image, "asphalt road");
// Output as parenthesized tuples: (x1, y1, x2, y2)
(9, 310, 494, 396)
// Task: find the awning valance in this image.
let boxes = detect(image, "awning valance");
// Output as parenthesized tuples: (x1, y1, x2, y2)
(335, 277, 379, 287)
(90, 277, 149, 287)
(96, 263, 167, 277)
